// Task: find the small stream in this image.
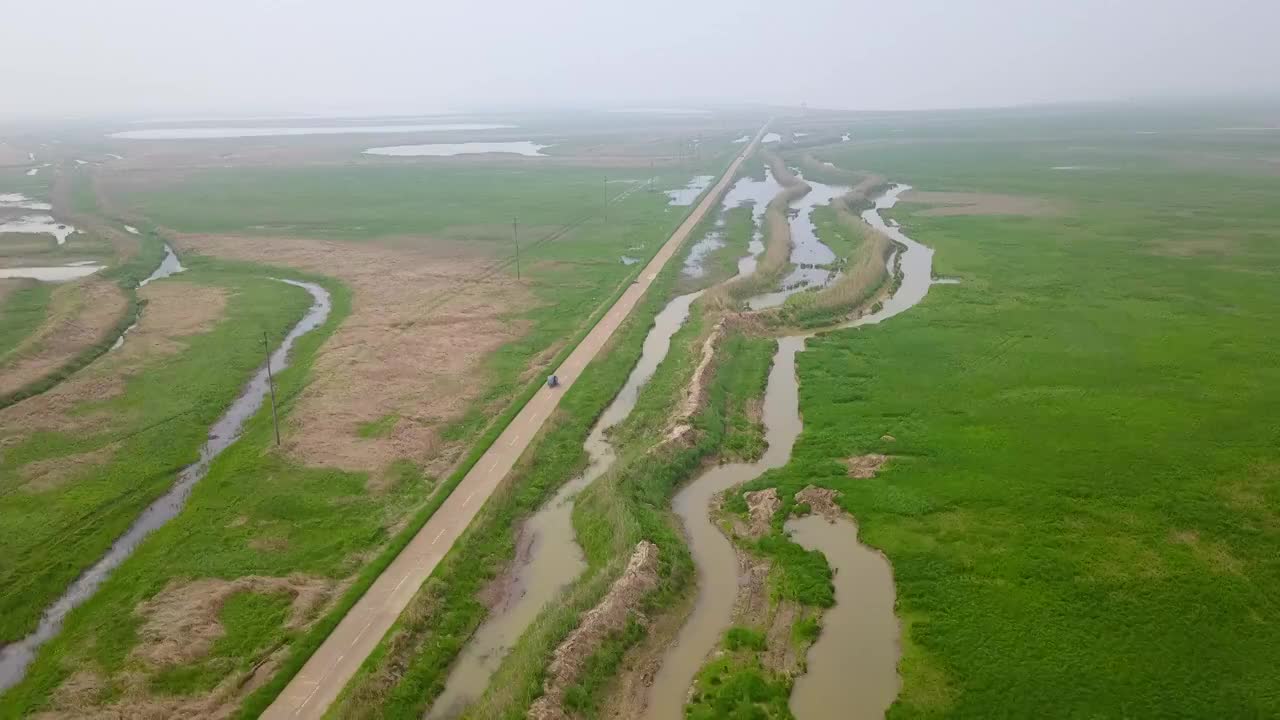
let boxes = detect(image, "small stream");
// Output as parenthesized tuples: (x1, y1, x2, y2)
(0, 280, 332, 692)
(112, 242, 188, 351)
(645, 183, 938, 719)
(747, 172, 850, 310)
(426, 290, 704, 719)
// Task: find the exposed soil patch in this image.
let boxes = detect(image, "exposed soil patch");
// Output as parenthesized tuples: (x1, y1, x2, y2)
(744, 488, 781, 538)
(795, 485, 843, 520)
(1169, 529, 1245, 575)
(172, 233, 533, 479)
(1149, 237, 1241, 258)
(844, 453, 890, 478)
(0, 278, 128, 398)
(900, 190, 1060, 217)
(132, 575, 331, 668)
(529, 541, 659, 720)
(668, 320, 723, 442)
(0, 278, 232, 447)
(17, 443, 119, 493)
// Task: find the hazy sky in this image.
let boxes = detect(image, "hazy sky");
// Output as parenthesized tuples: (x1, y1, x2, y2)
(3, 0, 1278, 120)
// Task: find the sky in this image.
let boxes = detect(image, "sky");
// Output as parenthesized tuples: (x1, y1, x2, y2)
(2, 0, 1278, 121)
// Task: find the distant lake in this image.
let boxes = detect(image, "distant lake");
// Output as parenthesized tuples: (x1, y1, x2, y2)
(109, 124, 513, 140)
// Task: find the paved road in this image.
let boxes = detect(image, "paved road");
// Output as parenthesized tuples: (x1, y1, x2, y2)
(261, 124, 767, 720)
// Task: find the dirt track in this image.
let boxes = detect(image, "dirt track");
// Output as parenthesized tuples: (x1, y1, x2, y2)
(260, 124, 767, 720)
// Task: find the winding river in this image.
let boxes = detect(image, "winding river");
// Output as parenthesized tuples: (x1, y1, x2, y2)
(645, 183, 938, 719)
(426, 165, 788, 717)
(0, 280, 332, 692)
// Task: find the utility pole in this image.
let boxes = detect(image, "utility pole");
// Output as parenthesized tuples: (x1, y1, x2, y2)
(512, 217, 521, 280)
(263, 331, 280, 446)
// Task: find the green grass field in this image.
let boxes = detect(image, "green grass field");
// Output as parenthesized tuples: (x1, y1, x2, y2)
(719, 117, 1280, 717)
(1, 127, 750, 716)
(0, 261, 316, 648)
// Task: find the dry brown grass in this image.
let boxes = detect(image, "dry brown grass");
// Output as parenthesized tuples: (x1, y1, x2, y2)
(172, 233, 534, 480)
(0, 280, 230, 453)
(132, 576, 332, 667)
(529, 541, 660, 720)
(17, 443, 119, 493)
(0, 278, 129, 398)
(900, 190, 1060, 217)
(1148, 237, 1241, 258)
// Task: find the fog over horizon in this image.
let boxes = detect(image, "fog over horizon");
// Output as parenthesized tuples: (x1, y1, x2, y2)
(3, 0, 1279, 122)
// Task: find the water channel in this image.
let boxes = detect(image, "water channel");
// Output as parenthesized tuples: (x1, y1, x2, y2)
(425, 166, 786, 718)
(644, 184, 937, 719)
(0, 280, 332, 692)
(747, 171, 849, 310)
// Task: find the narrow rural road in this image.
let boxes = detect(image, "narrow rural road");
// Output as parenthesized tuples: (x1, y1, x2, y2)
(262, 124, 767, 720)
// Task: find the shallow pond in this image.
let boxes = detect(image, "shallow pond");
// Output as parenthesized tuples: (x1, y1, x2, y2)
(0, 265, 103, 282)
(748, 171, 849, 309)
(0, 215, 76, 245)
(666, 175, 715, 206)
(363, 141, 548, 157)
(683, 167, 782, 278)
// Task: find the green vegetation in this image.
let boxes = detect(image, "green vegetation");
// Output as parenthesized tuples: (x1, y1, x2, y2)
(149, 591, 293, 695)
(687, 653, 793, 720)
(0, 280, 53, 361)
(724, 123, 1280, 717)
(0, 261, 316, 645)
(0, 260, 356, 717)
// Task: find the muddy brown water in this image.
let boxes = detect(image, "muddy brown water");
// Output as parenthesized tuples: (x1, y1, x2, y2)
(644, 334, 804, 720)
(425, 290, 705, 719)
(785, 515, 900, 720)
(427, 162, 794, 718)
(0, 280, 331, 693)
(645, 183, 942, 719)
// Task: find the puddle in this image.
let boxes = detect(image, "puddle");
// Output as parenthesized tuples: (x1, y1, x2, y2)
(25, 169, 38, 176)
(363, 141, 548, 157)
(785, 515, 899, 720)
(793, 132, 809, 138)
(425, 291, 705, 719)
(666, 175, 715, 206)
(683, 168, 783, 279)
(732, 135, 750, 144)
(646, 184, 931, 719)
(123, 225, 139, 235)
(0, 265, 104, 282)
(74, 160, 87, 166)
(620, 256, 641, 265)
(747, 172, 850, 310)
(0, 215, 76, 245)
(0, 279, 331, 692)
(110, 123, 513, 140)
(841, 133, 851, 142)
(105, 153, 124, 160)
(0, 193, 52, 211)
(138, 244, 186, 287)
(762, 132, 782, 144)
